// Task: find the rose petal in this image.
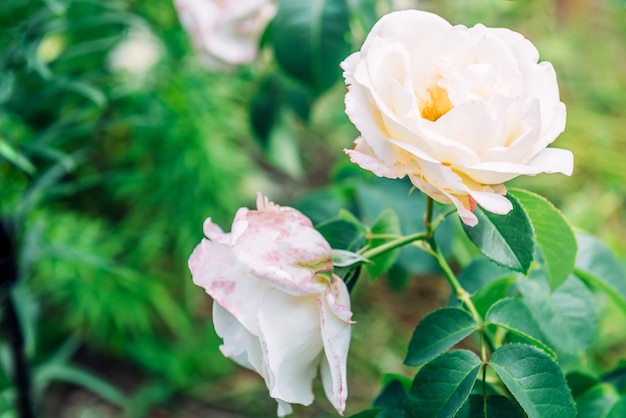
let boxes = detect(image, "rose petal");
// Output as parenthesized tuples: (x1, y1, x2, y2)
(276, 400, 293, 417)
(189, 239, 271, 335)
(232, 210, 334, 294)
(470, 191, 513, 215)
(212, 303, 268, 381)
(318, 277, 352, 414)
(345, 138, 406, 179)
(526, 147, 574, 176)
(430, 95, 515, 157)
(202, 218, 230, 244)
(363, 10, 451, 56)
(459, 146, 573, 184)
(347, 65, 403, 165)
(257, 290, 324, 406)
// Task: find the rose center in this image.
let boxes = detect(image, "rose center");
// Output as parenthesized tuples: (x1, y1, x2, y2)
(419, 84, 453, 122)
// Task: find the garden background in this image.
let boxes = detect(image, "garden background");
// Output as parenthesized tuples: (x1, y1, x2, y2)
(1, 0, 625, 416)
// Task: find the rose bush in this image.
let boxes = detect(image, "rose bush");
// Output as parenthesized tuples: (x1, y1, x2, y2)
(342, 10, 574, 226)
(174, 0, 276, 70)
(188, 194, 352, 416)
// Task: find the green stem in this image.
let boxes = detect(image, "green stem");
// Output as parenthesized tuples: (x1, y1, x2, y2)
(359, 231, 428, 260)
(424, 195, 434, 236)
(431, 242, 482, 325)
(423, 197, 493, 361)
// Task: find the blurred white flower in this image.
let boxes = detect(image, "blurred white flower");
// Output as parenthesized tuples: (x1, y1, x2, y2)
(343, 10, 573, 226)
(174, 0, 277, 70)
(107, 27, 162, 76)
(188, 193, 352, 416)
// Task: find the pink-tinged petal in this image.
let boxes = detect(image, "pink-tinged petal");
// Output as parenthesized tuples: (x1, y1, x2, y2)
(455, 204, 479, 227)
(227, 207, 334, 294)
(252, 264, 327, 296)
(190, 194, 352, 416)
(256, 192, 281, 212)
(318, 281, 352, 414)
(229, 207, 251, 244)
(257, 290, 324, 406)
(325, 275, 354, 324)
(188, 239, 271, 335)
(202, 218, 230, 244)
(345, 138, 406, 179)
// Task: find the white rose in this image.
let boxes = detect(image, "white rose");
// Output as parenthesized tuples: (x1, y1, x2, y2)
(174, 0, 277, 70)
(342, 10, 573, 226)
(188, 194, 352, 416)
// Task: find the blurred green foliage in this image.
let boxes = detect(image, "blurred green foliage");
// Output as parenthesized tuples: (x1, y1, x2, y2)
(1, 0, 625, 416)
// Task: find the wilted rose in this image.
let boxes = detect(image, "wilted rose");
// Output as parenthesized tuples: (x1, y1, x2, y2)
(174, 0, 277, 70)
(188, 194, 352, 416)
(342, 10, 573, 226)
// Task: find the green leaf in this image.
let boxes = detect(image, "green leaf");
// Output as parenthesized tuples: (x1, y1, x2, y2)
(462, 195, 534, 273)
(607, 396, 626, 418)
(518, 274, 597, 355)
(249, 75, 314, 148)
(485, 298, 555, 358)
(456, 259, 515, 294)
(272, 0, 351, 93)
(0, 138, 36, 175)
(366, 209, 401, 279)
(316, 218, 365, 251)
(576, 383, 620, 418)
(354, 177, 442, 278)
(57, 79, 107, 108)
(294, 190, 344, 225)
(489, 344, 576, 418)
(346, 0, 378, 35)
(332, 249, 369, 268)
(454, 258, 518, 317)
(603, 364, 626, 392)
(404, 350, 481, 418)
(373, 378, 407, 411)
(566, 370, 598, 398)
(249, 77, 282, 147)
(575, 233, 626, 314)
(349, 410, 383, 418)
(509, 189, 577, 290)
(404, 308, 478, 367)
(34, 363, 127, 407)
(265, 110, 303, 178)
(456, 394, 525, 418)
